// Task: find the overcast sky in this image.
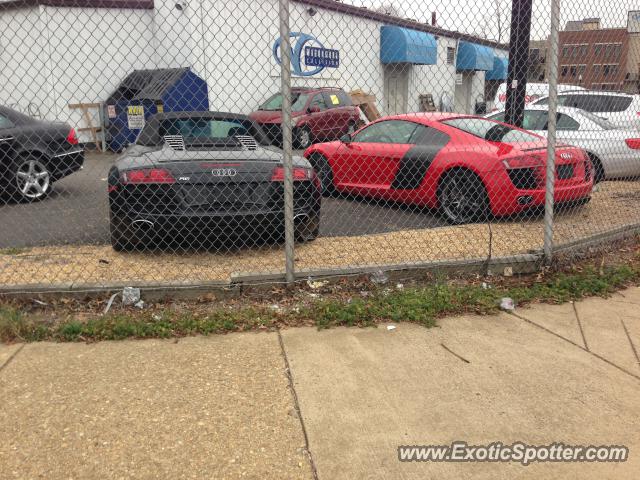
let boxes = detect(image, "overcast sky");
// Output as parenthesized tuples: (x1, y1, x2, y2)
(345, 0, 639, 41)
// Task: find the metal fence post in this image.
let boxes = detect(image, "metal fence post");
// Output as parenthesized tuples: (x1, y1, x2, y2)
(544, 0, 561, 264)
(278, 0, 295, 284)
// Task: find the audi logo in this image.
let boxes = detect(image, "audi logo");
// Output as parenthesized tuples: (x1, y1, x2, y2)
(211, 168, 237, 177)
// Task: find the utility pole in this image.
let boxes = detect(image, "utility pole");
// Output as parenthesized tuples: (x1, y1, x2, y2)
(504, 0, 533, 127)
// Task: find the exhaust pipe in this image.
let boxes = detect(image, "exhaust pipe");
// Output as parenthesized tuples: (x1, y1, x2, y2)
(132, 219, 155, 229)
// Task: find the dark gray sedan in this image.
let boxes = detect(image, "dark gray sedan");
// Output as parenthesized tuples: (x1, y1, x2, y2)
(0, 106, 84, 202)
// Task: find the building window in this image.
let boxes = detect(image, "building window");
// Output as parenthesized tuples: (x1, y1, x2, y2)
(561, 65, 568, 77)
(613, 44, 622, 59)
(594, 43, 603, 56)
(603, 64, 618, 77)
(605, 44, 613, 59)
(446, 47, 455, 65)
(570, 65, 577, 77)
(580, 44, 588, 57)
(562, 46, 569, 57)
(592, 64, 601, 78)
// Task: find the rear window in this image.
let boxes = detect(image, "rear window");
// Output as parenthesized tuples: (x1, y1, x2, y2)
(557, 94, 632, 113)
(442, 117, 541, 143)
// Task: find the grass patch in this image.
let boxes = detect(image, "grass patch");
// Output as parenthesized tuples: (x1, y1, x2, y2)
(1, 261, 639, 343)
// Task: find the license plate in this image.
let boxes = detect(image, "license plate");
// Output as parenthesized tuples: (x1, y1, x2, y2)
(181, 184, 267, 207)
(557, 165, 574, 180)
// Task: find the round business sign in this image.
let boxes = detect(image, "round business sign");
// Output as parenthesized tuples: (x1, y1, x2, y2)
(273, 32, 325, 77)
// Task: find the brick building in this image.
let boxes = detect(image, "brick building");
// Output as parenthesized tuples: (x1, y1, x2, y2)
(527, 39, 549, 82)
(558, 19, 629, 91)
(553, 17, 640, 93)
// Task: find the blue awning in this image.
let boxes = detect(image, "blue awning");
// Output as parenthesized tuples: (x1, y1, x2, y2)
(380, 26, 437, 65)
(456, 41, 494, 71)
(486, 56, 508, 80)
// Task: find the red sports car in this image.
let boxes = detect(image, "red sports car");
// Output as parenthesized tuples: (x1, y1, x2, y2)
(303, 113, 594, 224)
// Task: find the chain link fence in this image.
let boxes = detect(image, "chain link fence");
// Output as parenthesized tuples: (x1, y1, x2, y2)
(0, 0, 639, 290)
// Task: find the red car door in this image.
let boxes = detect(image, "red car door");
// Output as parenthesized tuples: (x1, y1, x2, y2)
(305, 93, 331, 141)
(322, 91, 349, 139)
(330, 120, 421, 196)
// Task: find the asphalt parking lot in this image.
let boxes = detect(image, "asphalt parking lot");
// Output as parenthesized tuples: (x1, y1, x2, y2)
(0, 151, 448, 249)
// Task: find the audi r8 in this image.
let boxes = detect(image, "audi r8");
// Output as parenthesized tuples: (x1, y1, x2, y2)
(107, 111, 321, 251)
(0, 105, 84, 203)
(304, 113, 593, 224)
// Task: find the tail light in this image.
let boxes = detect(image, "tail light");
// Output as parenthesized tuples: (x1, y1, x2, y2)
(502, 155, 544, 170)
(271, 167, 312, 182)
(121, 168, 175, 184)
(625, 138, 640, 150)
(66, 128, 79, 145)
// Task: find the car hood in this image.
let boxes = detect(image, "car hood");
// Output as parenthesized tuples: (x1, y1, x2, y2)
(249, 110, 303, 123)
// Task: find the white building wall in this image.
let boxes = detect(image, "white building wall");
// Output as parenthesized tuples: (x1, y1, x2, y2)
(1, 0, 506, 137)
(408, 37, 458, 113)
(41, 6, 157, 140)
(182, 0, 386, 115)
(470, 70, 486, 110)
(0, 7, 55, 118)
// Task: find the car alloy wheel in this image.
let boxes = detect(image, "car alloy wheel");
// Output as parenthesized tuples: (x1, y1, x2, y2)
(15, 158, 50, 201)
(439, 170, 488, 224)
(295, 127, 312, 149)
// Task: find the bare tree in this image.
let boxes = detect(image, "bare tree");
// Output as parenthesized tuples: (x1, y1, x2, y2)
(495, 0, 507, 43)
(478, 0, 508, 42)
(371, 2, 403, 17)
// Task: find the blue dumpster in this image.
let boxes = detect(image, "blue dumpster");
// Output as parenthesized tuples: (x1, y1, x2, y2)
(104, 68, 209, 151)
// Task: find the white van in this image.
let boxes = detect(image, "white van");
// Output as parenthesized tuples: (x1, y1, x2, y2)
(492, 82, 585, 111)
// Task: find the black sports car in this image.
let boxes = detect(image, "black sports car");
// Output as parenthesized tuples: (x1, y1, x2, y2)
(0, 106, 84, 202)
(107, 111, 321, 251)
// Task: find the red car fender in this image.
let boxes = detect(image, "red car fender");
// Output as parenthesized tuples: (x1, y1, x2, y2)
(303, 142, 337, 161)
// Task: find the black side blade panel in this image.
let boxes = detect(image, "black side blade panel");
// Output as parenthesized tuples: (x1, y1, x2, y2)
(390, 128, 450, 190)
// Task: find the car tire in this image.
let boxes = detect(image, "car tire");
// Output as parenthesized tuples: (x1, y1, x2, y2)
(588, 154, 605, 183)
(110, 212, 148, 252)
(438, 169, 490, 225)
(295, 213, 320, 242)
(309, 153, 335, 197)
(11, 155, 52, 202)
(294, 126, 312, 149)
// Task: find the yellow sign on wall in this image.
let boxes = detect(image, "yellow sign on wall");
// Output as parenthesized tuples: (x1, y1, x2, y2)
(127, 105, 145, 129)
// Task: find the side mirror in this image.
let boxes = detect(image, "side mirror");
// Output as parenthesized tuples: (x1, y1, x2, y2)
(340, 133, 351, 144)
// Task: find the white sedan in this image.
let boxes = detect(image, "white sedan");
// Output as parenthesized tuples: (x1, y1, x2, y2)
(487, 105, 640, 182)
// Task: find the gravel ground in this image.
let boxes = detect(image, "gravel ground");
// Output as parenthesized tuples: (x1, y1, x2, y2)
(1, 181, 639, 287)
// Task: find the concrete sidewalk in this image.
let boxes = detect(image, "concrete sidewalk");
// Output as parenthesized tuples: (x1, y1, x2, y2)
(1, 288, 639, 479)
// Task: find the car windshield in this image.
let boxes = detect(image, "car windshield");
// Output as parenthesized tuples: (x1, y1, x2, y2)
(161, 118, 252, 140)
(442, 117, 542, 143)
(259, 93, 310, 111)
